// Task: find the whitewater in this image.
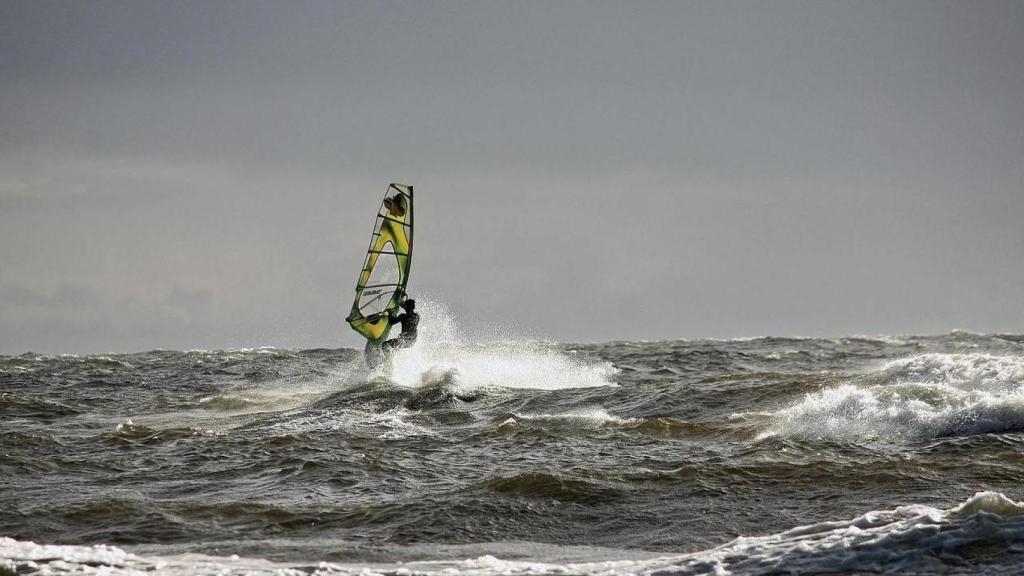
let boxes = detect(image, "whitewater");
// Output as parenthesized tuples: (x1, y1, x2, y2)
(3, 302, 1024, 575)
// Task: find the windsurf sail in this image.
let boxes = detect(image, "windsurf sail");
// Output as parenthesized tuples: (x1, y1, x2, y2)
(346, 183, 414, 343)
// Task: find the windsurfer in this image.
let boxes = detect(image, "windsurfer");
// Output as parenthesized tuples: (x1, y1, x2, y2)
(363, 298, 418, 368)
(383, 298, 418, 351)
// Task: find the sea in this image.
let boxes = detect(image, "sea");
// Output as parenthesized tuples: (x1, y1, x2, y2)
(4, 302, 1024, 575)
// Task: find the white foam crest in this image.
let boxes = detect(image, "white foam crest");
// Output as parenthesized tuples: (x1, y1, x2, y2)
(513, 407, 636, 426)
(114, 418, 138, 433)
(875, 353, 1024, 392)
(951, 490, 1024, 519)
(641, 490, 1024, 576)
(0, 537, 137, 569)
(5, 492, 1024, 575)
(764, 353, 1024, 441)
(380, 300, 617, 392)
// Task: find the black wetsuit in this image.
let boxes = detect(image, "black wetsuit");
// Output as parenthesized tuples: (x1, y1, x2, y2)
(382, 310, 419, 352)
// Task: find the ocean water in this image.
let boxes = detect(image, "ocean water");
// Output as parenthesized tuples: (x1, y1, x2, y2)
(4, 304, 1024, 575)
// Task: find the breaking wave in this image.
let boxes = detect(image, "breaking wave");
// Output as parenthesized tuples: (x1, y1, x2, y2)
(764, 353, 1024, 441)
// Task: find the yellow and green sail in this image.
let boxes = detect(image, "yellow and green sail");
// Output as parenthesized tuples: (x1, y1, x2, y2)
(346, 183, 414, 343)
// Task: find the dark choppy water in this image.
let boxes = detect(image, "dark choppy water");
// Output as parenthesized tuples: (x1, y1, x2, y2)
(4, 316, 1024, 574)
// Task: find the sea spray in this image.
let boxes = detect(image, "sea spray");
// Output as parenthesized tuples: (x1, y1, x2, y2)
(763, 353, 1024, 441)
(384, 299, 617, 391)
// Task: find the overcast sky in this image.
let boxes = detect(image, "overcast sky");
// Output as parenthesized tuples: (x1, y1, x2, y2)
(2, 1, 1023, 353)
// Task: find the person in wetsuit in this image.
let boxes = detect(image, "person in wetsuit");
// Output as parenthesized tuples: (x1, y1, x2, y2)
(382, 298, 418, 352)
(364, 298, 419, 369)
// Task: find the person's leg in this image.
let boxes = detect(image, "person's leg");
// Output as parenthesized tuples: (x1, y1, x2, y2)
(397, 333, 417, 349)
